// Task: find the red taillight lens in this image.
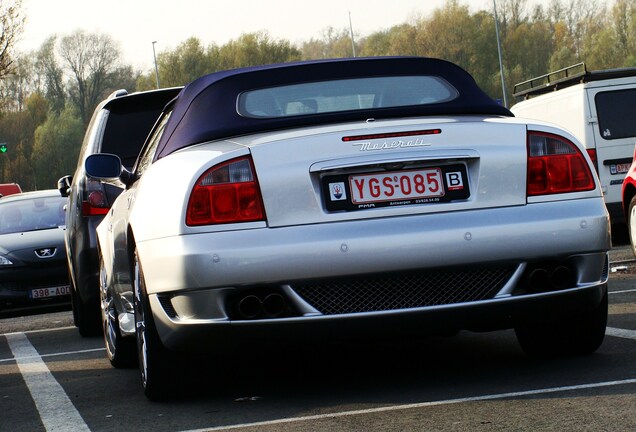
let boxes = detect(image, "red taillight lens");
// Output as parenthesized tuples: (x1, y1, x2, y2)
(527, 132, 596, 196)
(81, 179, 109, 216)
(186, 156, 266, 226)
(586, 148, 598, 172)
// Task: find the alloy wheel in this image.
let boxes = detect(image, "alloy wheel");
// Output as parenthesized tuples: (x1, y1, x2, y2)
(134, 254, 149, 388)
(100, 259, 118, 360)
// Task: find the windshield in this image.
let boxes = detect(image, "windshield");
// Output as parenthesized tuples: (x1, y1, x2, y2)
(0, 196, 66, 235)
(102, 107, 166, 168)
(237, 76, 459, 118)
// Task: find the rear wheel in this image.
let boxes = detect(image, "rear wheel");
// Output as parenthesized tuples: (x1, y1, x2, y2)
(515, 289, 608, 357)
(100, 256, 136, 368)
(133, 249, 179, 400)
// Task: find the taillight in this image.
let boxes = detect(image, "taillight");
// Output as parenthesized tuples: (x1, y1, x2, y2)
(586, 148, 598, 172)
(186, 156, 266, 226)
(81, 178, 109, 216)
(527, 131, 595, 196)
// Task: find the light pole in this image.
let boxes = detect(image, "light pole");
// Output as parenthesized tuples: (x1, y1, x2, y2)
(493, 0, 508, 107)
(152, 41, 160, 89)
(348, 11, 356, 58)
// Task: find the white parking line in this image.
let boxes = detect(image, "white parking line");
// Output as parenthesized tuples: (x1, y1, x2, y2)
(0, 326, 76, 338)
(180, 378, 636, 432)
(609, 288, 636, 294)
(5, 332, 91, 432)
(1, 314, 634, 432)
(0, 347, 105, 363)
(606, 327, 636, 340)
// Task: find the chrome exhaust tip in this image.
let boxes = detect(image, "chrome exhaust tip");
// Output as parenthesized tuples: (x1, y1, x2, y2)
(262, 293, 286, 317)
(238, 295, 262, 319)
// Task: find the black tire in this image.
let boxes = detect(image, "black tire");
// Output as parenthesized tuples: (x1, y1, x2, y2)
(515, 289, 608, 357)
(133, 250, 179, 400)
(100, 256, 136, 368)
(72, 278, 101, 337)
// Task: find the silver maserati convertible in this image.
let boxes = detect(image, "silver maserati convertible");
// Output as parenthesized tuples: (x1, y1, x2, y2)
(86, 57, 611, 400)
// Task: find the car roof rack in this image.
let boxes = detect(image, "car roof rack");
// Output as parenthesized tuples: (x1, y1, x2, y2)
(513, 62, 636, 100)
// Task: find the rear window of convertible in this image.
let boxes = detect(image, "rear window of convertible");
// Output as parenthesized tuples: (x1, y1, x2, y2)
(237, 76, 459, 118)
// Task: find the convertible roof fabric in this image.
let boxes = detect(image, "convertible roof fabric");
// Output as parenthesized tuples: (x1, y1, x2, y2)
(155, 57, 512, 160)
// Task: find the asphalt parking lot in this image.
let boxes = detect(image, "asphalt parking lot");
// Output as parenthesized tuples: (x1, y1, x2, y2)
(1, 245, 635, 432)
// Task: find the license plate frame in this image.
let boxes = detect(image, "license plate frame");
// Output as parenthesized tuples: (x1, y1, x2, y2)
(611, 163, 630, 175)
(29, 285, 71, 300)
(323, 163, 470, 212)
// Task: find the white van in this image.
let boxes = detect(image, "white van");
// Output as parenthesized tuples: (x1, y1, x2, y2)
(511, 63, 636, 225)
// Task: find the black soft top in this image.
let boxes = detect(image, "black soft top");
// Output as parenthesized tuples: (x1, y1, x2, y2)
(155, 57, 512, 160)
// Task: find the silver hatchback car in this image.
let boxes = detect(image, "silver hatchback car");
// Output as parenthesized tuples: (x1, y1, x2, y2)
(86, 57, 610, 400)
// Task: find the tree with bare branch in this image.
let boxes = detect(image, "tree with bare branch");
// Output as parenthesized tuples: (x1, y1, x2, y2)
(58, 30, 124, 124)
(0, 0, 24, 79)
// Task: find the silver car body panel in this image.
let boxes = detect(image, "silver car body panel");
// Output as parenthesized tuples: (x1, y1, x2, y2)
(131, 198, 609, 294)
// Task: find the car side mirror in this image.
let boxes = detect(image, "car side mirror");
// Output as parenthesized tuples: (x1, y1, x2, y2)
(85, 154, 124, 180)
(57, 175, 72, 197)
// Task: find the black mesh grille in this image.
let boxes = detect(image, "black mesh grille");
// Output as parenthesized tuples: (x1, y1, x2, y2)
(158, 296, 178, 318)
(291, 267, 515, 315)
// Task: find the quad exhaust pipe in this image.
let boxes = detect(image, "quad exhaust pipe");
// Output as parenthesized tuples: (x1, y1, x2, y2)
(549, 266, 572, 290)
(527, 265, 573, 292)
(237, 295, 262, 319)
(237, 293, 287, 319)
(263, 293, 286, 317)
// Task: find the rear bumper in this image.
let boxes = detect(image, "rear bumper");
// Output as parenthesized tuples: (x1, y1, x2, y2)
(72, 245, 99, 301)
(68, 215, 102, 303)
(130, 197, 611, 352)
(137, 197, 610, 294)
(151, 281, 608, 352)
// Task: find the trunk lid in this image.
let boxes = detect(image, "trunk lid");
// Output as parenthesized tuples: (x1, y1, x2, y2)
(244, 117, 528, 228)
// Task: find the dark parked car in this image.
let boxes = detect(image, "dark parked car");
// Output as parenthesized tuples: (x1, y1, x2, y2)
(0, 190, 70, 311)
(58, 87, 181, 335)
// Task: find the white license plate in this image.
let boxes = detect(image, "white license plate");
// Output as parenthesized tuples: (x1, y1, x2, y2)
(30, 285, 71, 299)
(612, 163, 631, 174)
(349, 168, 445, 204)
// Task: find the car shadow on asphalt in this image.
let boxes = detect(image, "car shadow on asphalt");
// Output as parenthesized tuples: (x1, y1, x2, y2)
(165, 329, 613, 405)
